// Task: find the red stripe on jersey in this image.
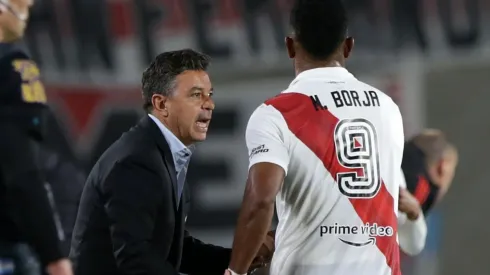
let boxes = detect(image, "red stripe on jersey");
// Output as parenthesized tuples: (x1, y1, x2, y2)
(265, 93, 400, 275)
(414, 175, 430, 205)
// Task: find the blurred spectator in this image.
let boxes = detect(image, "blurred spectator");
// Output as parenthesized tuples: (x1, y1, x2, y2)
(0, 0, 73, 274)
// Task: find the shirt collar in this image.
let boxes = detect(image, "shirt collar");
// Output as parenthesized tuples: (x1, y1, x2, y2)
(147, 114, 194, 158)
(288, 67, 355, 88)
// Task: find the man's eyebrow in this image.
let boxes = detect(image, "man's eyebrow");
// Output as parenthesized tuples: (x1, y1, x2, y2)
(189, 87, 213, 93)
(189, 87, 205, 92)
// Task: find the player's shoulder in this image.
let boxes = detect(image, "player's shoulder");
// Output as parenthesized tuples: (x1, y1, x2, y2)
(246, 92, 302, 136)
(260, 91, 313, 116)
(248, 100, 286, 127)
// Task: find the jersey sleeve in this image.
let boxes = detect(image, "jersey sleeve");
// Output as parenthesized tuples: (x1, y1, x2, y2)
(245, 104, 290, 175)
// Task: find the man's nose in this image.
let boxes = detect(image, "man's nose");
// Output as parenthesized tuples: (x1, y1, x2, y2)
(202, 97, 215, 110)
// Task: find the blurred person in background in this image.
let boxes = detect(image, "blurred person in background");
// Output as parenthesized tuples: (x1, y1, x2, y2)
(0, 0, 73, 275)
(397, 129, 458, 256)
(39, 147, 85, 256)
(226, 0, 404, 274)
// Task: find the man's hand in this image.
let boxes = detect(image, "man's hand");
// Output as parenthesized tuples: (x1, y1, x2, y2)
(46, 258, 73, 275)
(399, 188, 422, 221)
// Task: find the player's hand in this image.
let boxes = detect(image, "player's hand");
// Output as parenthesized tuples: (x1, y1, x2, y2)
(226, 231, 275, 275)
(257, 230, 275, 262)
(249, 230, 275, 271)
(46, 258, 73, 275)
(398, 188, 422, 221)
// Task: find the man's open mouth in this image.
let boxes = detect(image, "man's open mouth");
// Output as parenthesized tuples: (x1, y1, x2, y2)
(195, 119, 210, 131)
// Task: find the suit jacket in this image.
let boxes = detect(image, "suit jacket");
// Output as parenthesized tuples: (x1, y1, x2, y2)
(70, 116, 231, 275)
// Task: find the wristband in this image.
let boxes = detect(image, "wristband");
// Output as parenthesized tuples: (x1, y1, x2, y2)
(227, 268, 246, 275)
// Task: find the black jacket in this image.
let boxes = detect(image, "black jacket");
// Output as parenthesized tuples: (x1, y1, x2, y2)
(0, 42, 65, 267)
(70, 116, 231, 275)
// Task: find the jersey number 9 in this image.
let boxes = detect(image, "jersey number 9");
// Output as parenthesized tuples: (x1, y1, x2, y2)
(334, 119, 381, 198)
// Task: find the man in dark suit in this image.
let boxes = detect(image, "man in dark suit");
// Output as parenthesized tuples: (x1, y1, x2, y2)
(70, 49, 270, 275)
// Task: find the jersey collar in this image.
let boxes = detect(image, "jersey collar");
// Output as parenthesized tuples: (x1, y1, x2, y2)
(288, 67, 355, 88)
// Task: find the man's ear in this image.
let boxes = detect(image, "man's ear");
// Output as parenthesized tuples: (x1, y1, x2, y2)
(151, 94, 169, 116)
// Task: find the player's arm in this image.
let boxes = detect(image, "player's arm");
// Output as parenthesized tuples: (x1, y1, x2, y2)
(228, 106, 289, 274)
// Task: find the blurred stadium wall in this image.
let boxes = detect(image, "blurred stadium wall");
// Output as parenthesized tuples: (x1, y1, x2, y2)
(23, 0, 490, 274)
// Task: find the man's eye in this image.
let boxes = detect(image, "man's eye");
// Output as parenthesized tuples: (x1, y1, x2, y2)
(191, 93, 201, 98)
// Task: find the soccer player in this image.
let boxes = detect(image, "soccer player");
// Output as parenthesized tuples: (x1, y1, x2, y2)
(225, 0, 404, 274)
(397, 129, 458, 256)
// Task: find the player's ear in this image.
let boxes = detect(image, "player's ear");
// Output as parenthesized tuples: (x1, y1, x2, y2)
(285, 36, 295, 59)
(343, 37, 354, 59)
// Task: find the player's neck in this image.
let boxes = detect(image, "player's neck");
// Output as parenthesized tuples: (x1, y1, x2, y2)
(294, 58, 344, 76)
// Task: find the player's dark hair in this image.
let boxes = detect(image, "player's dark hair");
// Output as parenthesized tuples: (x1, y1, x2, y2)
(141, 49, 211, 112)
(290, 0, 348, 60)
(410, 130, 454, 164)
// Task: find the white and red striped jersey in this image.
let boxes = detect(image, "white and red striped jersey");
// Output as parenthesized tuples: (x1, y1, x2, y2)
(245, 67, 404, 275)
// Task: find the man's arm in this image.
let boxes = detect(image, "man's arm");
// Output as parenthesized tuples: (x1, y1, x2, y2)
(180, 230, 231, 274)
(228, 105, 289, 274)
(104, 159, 179, 275)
